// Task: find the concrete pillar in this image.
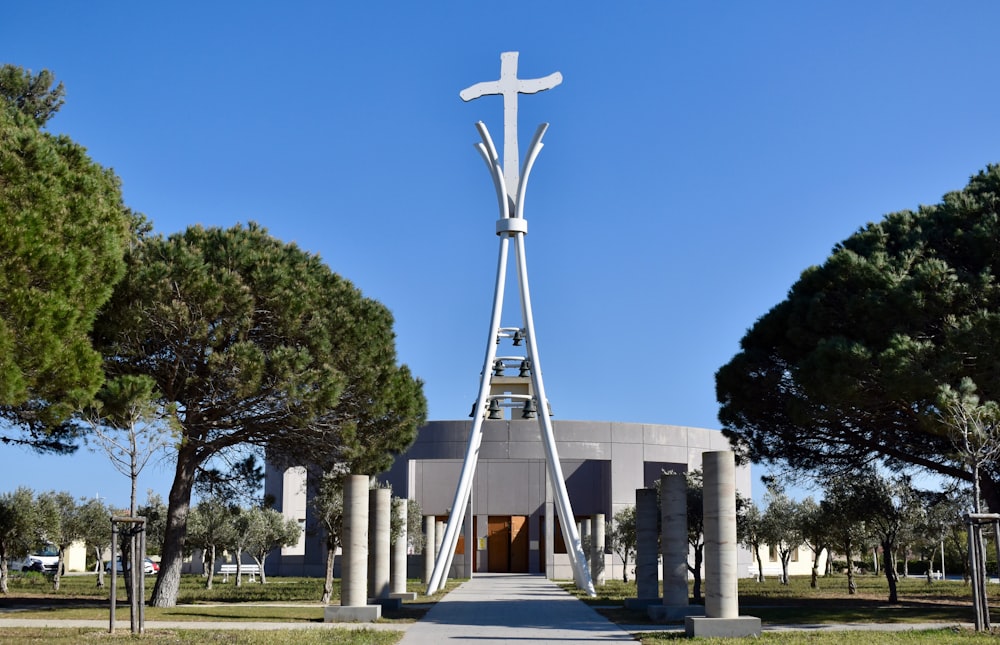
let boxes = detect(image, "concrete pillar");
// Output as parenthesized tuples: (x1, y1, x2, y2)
(661, 473, 690, 612)
(591, 513, 605, 586)
(368, 488, 391, 599)
(685, 451, 759, 637)
(635, 488, 659, 601)
(704, 451, 737, 618)
(341, 475, 369, 607)
(391, 499, 407, 596)
(434, 520, 445, 572)
(422, 515, 435, 585)
(580, 518, 591, 561)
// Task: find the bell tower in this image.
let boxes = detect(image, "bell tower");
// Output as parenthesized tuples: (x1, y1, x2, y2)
(426, 52, 595, 596)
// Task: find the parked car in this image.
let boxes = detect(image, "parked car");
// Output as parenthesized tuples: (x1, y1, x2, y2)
(105, 557, 158, 575)
(10, 545, 59, 573)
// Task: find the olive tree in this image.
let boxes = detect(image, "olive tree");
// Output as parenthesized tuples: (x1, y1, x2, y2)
(0, 487, 56, 593)
(607, 506, 636, 583)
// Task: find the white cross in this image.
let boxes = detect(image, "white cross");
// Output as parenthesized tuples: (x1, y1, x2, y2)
(460, 52, 562, 204)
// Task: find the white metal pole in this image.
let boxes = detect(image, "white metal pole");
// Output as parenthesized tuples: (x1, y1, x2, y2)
(425, 240, 508, 594)
(507, 125, 595, 595)
(426, 124, 512, 596)
(514, 231, 593, 595)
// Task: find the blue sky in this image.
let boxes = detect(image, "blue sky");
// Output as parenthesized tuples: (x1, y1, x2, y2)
(2, 2, 997, 509)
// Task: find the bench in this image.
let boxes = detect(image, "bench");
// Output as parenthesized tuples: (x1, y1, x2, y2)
(747, 565, 784, 578)
(218, 563, 260, 583)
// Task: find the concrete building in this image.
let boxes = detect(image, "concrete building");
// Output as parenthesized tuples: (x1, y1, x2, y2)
(265, 418, 753, 582)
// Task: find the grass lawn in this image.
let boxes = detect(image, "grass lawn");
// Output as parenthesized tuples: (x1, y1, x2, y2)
(4, 571, 1000, 643)
(0, 626, 402, 643)
(568, 574, 1000, 633)
(0, 571, 453, 623)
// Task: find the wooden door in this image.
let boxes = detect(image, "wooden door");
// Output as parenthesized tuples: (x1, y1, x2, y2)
(487, 516, 511, 572)
(510, 515, 529, 573)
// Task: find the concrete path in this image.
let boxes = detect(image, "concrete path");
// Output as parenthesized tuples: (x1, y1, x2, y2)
(399, 573, 635, 644)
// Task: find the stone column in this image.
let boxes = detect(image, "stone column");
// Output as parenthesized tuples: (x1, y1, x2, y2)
(423, 516, 435, 585)
(342, 475, 369, 607)
(703, 452, 737, 618)
(580, 517, 591, 562)
(591, 513, 605, 586)
(435, 519, 445, 564)
(684, 451, 759, 638)
(662, 473, 689, 606)
(391, 499, 408, 596)
(368, 487, 391, 599)
(650, 472, 693, 621)
(630, 488, 659, 605)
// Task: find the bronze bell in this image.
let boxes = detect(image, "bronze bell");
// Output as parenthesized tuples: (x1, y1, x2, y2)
(521, 398, 537, 419)
(487, 399, 503, 420)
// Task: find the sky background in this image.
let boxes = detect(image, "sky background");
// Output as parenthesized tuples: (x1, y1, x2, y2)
(2, 1, 998, 510)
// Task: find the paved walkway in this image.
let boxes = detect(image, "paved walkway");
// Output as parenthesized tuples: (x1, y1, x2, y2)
(399, 573, 635, 644)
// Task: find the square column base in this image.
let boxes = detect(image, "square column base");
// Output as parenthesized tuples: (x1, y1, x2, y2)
(685, 616, 761, 638)
(648, 604, 701, 622)
(324, 604, 382, 622)
(623, 597, 660, 610)
(371, 597, 403, 611)
(391, 591, 418, 601)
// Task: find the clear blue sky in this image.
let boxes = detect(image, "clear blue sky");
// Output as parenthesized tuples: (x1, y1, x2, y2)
(2, 2, 997, 509)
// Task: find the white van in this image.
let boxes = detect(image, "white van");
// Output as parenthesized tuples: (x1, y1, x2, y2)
(10, 545, 60, 573)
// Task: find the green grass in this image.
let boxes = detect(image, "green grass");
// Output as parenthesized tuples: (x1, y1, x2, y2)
(6, 571, 1000, 643)
(0, 572, 459, 623)
(0, 627, 401, 643)
(636, 628, 1000, 644)
(567, 574, 1000, 628)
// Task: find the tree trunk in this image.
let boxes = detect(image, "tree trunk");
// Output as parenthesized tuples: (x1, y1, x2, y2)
(754, 545, 765, 583)
(150, 443, 199, 607)
(0, 556, 8, 594)
(883, 540, 899, 603)
(810, 547, 821, 589)
(95, 546, 105, 588)
(206, 545, 216, 590)
(236, 550, 243, 588)
(254, 555, 267, 584)
(53, 550, 64, 591)
(321, 543, 335, 604)
(780, 551, 791, 585)
(845, 544, 856, 595)
(689, 545, 703, 602)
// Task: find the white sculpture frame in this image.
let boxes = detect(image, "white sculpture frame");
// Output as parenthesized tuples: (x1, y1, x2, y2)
(426, 53, 595, 596)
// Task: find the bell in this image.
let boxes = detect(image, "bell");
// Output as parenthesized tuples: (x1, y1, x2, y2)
(493, 359, 505, 377)
(521, 398, 537, 419)
(469, 402, 478, 418)
(512, 330, 524, 346)
(518, 360, 531, 378)
(487, 399, 503, 420)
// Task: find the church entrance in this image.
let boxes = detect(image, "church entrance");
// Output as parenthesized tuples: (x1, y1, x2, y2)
(486, 516, 529, 572)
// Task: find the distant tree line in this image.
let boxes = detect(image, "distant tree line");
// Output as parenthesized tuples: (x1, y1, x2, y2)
(605, 470, 978, 605)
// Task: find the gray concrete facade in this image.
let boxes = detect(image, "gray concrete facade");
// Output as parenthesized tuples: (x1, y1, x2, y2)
(266, 419, 752, 583)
